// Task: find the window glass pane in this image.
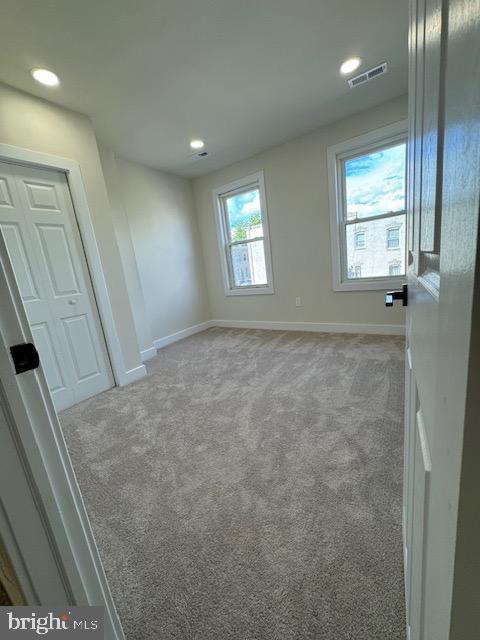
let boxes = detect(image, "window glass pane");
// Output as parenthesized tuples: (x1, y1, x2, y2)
(224, 188, 263, 242)
(345, 143, 406, 220)
(230, 240, 267, 287)
(346, 214, 406, 279)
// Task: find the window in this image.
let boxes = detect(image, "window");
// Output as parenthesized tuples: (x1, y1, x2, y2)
(387, 227, 400, 249)
(354, 231, 366, 249)
(213, 172, 273, 295)
(348, 265, 363, 278)
(328, 121, 408, 291)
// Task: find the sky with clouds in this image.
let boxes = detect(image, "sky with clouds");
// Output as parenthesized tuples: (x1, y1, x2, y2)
(345, 143, 406, 219)
(226, 189, 260, 229)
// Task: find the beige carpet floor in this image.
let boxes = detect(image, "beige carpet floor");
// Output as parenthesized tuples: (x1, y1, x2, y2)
(61, 327, 406, 640)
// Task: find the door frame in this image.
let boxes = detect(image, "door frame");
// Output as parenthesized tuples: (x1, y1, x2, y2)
(0, 226, 124, 637)
(0, 143, 135, 387)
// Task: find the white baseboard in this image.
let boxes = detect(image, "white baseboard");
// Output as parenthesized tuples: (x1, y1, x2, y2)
(153, 320, 214, 351)
(211, 319, 405, 336)
(120, 364, 147, 386)
(122, 319, 403, 385)
(143, 318, 404, 362)
(140, 346, 157, 362)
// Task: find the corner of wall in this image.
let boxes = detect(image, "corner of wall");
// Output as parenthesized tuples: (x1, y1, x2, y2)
(96, 141, 155, 356)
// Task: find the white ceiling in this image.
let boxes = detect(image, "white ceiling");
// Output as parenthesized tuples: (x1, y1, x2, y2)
(0, 0, 408, 177)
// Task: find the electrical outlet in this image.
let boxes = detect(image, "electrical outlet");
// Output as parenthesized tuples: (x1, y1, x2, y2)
(295, 297, 303, 307)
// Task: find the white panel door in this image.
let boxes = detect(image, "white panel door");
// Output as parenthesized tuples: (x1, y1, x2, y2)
(401, 0, 480, 638)
(403, 0, 444, 636)
(0, 161, 113, 410)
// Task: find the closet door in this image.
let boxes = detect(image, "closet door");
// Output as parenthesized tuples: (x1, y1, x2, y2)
(0, 161, 113, 410)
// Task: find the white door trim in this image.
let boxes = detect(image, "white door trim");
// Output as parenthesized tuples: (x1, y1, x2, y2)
(0, 230, 124, 637)
(0, 143, 140, 387)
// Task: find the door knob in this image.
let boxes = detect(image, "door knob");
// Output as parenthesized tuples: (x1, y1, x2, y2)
(68, 299, 77, 305)
(386, 284, 408, 307)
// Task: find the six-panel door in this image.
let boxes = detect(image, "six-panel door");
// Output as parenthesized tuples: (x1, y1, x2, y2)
(0, 161, 113, 410)
(403, 0, 446, 637)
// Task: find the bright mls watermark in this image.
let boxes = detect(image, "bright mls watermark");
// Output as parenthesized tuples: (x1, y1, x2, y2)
(0, 607, 103, 638)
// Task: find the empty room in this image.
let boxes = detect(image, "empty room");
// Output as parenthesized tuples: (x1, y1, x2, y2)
(0, 1, 479, 639)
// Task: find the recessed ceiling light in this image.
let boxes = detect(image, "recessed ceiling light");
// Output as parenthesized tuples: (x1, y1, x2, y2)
(340, 57, 362, 75)
(31, 68, 60, 87)
(189, 139, 205, 150)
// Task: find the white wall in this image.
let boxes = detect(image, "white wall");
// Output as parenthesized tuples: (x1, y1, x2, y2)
(0, 82, 142, 371)
(193, 95, 408, 329)
(97, 145, 155, 355)
(112, 156, 210, 343)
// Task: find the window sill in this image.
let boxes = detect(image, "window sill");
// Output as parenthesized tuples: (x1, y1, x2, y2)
(224, 285, 274, 296)
(333, 276, 405, 292)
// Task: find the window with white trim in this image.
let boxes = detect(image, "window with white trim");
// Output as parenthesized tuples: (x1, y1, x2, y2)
(328, 121, 408, 291)
(354, 231, 366, 249)
(386, 227, 400, 249)
(213, 171, 274, 295)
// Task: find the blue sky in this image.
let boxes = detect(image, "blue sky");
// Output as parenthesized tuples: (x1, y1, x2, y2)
(345, 143, 406, 219)
(226, 189, 260, 228)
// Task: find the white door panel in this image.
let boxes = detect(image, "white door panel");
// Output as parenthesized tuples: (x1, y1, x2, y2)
(403, 0, 443, 635)
(0, 222, 40, 301)
(62, 314, 101, 381)
(402, 0, 480, 638)
(24, 180, 62, 211)
(0, 164, 74, 410)
(409, 409, 431, 640)
(0, 176, 14, 206)
(30, 322, 67, 394)
(35, 223, 81, 297)
(0, 161, 113, 409)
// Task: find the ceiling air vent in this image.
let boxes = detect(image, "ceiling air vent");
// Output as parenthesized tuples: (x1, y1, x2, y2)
(190, 150, 209, 161)
(348, 62, 388, 88)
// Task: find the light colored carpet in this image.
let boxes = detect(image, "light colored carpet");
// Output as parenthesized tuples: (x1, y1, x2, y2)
(61, 327, 406, 640)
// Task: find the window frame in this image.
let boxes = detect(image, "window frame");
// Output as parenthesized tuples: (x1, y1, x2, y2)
(213, 171, 274, 296)
(327, 120, 408, 291)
